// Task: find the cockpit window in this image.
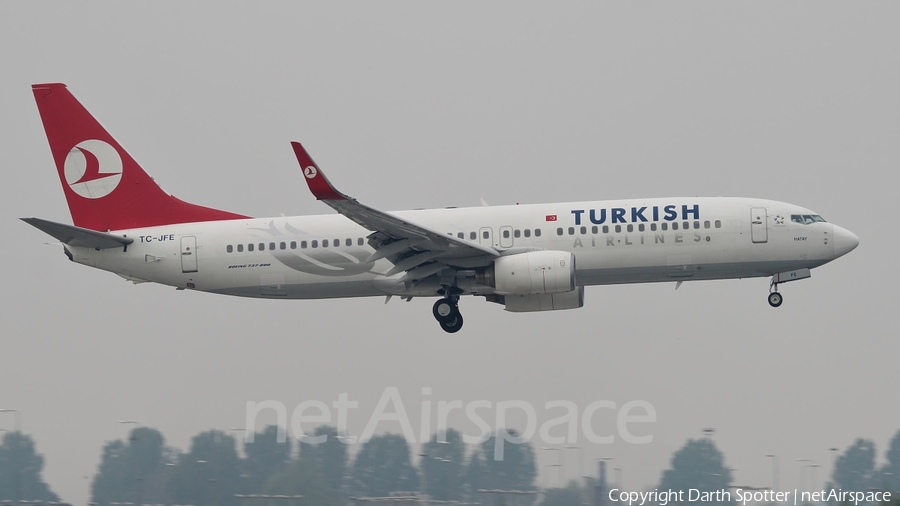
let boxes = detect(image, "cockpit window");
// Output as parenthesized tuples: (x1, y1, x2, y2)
(791, 214, 827, 225)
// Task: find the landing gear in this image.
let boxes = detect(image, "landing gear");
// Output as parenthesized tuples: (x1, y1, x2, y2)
(440, 312, 464, 333)
(766, 268, 811, 308)
(432, 295, 463, 333)
(768, 276, 784, 308)
(433, 299, 456, 323)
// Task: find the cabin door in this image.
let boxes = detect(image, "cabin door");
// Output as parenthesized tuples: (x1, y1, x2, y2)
(180, 236, 198, 273)
(751, 207, 768, 243)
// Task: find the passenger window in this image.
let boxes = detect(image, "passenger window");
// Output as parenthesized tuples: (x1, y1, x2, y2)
(248, 243, 255, 252)
(344, 238, 350, 246)
(483, 231, 489, 239)
(514, 230, 520, 238)
(290, 241, 297, 249)
(458, 232, 464, 239)
(651, 223, 657, 231)
(227, 245, 233, 253)
(592, 226, 598, 234)
(639, 224, 645, 232)
(470, 232, 476, 240)
(524, 229, 531, 238)
(534, 229, 541, 237)
(280, 242, 286, 250)
(269, 242, 275, 250)
(323, 239, 329, 248)
(672, 222, 679, 230)
(237, 244, 244, 252)
(603, 226, 609, 234)
(334, 239, 339, 247)
(580, 226, 587, 235)
(715, 220, 721, 228)
(704, 221, 710, 229)
(311, 240, 318, 248)
(259, 243, 264, 251)
(568, 227, 575, 235)
(358, 237, 364, 246)
(557, 228, 564, 236)
(503, 230, 510, 239)
(662, 223, 668, 231)
(627, 224, 633, 233)
(683, 222, 689, 230)
(301, 241, 308, 249)
(615, 225, 621, 233)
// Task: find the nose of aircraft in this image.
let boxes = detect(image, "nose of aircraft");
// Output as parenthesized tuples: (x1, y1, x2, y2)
(833, 225, 859, 259)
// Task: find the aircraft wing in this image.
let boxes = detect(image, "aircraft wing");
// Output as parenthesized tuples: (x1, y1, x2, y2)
(291, 142, 498, 277)
(22, 217, 134, 249)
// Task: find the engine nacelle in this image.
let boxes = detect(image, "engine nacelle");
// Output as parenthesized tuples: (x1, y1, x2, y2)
(476, 250, 576, 295)
(503, 286, 584, 312)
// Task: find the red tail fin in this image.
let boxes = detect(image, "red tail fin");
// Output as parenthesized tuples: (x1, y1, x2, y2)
(32, 83, 249, 231)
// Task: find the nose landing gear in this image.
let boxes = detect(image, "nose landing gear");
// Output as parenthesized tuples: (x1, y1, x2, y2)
(767, 290, 783, 308)
(767, 268, 811, 308)
(433, 296, 463, 333)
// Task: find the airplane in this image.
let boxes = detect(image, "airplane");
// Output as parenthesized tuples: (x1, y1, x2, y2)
(23, 83, 859, 333)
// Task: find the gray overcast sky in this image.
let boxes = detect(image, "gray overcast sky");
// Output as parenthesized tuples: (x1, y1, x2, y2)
(2, 2, 898, 503)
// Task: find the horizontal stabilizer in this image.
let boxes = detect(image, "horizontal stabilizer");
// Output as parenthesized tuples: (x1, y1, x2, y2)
(21, 217, 134, 249)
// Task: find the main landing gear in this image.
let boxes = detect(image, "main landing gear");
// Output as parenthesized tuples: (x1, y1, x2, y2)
(433, 295, 463, 333)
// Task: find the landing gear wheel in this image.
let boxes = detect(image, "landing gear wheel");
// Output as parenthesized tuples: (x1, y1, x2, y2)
(433, 299, 457, 323)
(440, 313, 464, 333)
(768, 292, 783, 308)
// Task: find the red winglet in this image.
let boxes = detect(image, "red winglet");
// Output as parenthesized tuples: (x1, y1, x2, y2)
(291, 142, 347, 201)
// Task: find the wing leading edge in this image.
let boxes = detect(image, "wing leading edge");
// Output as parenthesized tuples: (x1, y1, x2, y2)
(290, 142, 498, 280)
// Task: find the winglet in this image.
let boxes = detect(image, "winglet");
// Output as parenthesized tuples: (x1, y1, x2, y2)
(291, 142, 348, 201)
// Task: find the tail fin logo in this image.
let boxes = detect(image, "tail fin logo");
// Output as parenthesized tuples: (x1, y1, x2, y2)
(64, 139, 123, 199)
(303, 166, 318, 179)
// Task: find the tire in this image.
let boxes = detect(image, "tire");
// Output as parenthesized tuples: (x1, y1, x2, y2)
(433, 299, 457, 323)
(440, 313, 464, 333)
(768, 292, 783, 308)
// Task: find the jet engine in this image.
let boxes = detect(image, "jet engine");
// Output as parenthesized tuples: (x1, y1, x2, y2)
(476, 250, 576, 295)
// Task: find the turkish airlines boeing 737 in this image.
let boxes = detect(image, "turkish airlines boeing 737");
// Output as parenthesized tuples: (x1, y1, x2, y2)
(24, 83, 859, 333)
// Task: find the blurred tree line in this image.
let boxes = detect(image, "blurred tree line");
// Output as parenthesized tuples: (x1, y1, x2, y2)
(831, 432, 900, 493)
(89, 426, 539, 506)
(0, 431, 59, 502)
(5, 426, 900, 505)
(533, 431, 900, 506)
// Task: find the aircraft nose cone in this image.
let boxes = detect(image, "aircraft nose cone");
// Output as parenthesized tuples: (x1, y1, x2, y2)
(833, 225, 859, 259)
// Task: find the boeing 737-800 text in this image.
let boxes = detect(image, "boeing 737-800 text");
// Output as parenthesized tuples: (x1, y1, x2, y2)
(23, 83, 859, 333)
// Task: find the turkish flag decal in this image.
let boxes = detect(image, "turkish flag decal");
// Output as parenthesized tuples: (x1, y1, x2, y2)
(546, 215, 558, 221)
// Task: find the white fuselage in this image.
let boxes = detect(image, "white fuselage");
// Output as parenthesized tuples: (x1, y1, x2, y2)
(65, 197, 850, 300)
